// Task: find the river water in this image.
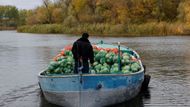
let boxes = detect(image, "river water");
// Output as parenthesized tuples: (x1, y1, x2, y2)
(0, 31, 190, 107)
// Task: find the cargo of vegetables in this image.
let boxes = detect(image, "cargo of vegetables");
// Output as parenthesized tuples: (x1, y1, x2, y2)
(44, 45, 141, 75)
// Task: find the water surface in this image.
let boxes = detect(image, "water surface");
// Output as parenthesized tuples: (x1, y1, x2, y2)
(0, 31, 190, 107)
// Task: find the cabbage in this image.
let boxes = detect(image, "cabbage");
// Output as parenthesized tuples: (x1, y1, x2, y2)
(94, 49, 99, 55)
(122, 65, 131, 73)
(100, 58, 106, 64)
(121, 59, 130, 65)
(130, 62, 141, 72)
(99, 50, 107, 56)
(105, 53, 110, 58)
(123, 55, 130, 60)
(57, 56, 65, 62)
(110, 67, 119, 73)
(122, 69, 130, 74)
(95, 54, 101, 61)
(50, 61, 59, 67)
(106, 59, 112, 63)
(100, 67, 109, 73)
(113, 56, 119, 63)
(95, 64, 102, 71)
(93, 62, 98, 66)
(64, 50, 73, 56)
(67, 56, 74, 63)
(47, 65, 54, 71)
(54, 67, 63, 74)
(91, 70, 96, 74)
(112, 63, 119, 67)
(103, 63, 110, 68)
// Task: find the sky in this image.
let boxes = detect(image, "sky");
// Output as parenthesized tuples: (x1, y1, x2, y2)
(0, 0, 43, 9)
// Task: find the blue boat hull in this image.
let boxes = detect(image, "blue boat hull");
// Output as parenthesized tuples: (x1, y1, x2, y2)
(38, 71, 144, 107)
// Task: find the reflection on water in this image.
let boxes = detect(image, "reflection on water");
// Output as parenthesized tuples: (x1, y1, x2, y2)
(0, 31, 190, 106)
(39, 89, 151, 107)
(39, 91, 61, 107)
(108, 90, 151, 107)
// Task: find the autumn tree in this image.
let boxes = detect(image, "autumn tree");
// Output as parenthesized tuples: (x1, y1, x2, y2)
(177, 0, 190, 23)
(157, 0, 180, 21)
(26, 10, 38, 25)
(43, 0, 53, 24)
(95, 0, 114, 23)
(18, 9, 27, 26)
(0, 5, 19, 27)
(69, 0, 95, 23)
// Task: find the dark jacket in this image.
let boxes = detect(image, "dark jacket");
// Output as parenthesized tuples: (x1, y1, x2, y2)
(72, 37, 94, 64)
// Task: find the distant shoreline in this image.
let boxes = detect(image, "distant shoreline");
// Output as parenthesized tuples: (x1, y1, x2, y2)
(0, 27, 16, 30)
(16, 22, 190, 37)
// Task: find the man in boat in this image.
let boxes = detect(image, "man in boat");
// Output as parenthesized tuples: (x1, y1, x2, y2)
(72, 33, 94, 73)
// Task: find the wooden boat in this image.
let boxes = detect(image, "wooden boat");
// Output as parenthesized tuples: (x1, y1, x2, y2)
(38, 43, 145, 107)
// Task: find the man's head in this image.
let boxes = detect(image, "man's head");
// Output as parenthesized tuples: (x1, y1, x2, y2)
(82, 33, 89, 39)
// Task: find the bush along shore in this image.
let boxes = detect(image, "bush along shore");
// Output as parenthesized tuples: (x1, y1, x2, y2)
(17, 22, 190, 36)
(0, 26, 16, 30)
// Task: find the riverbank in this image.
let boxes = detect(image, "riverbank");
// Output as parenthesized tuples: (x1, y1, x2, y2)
(0, 26, 16, 30)
(17, 22, 190, 36)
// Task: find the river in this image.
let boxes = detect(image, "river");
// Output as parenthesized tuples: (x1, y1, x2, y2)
(0, 31, 190, 107)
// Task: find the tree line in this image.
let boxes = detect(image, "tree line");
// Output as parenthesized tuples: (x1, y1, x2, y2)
(0, 5, 18, 29)
(20, 0, 181, 25)
(1, 0, 190, 35)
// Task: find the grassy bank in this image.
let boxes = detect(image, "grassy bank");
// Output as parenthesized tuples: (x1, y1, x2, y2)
(0, 26, 16, 30)
(17, 22, 190, 36)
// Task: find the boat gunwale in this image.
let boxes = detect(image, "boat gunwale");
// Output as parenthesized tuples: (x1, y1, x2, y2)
(38, 70, 144, 78)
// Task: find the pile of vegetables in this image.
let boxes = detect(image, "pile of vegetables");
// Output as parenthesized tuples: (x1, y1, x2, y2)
(45, 45, 141, 75)
(45, 45, 74, 75)
(91, 45, 141, 74)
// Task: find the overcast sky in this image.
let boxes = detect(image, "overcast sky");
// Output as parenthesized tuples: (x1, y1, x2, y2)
(0, 0, 43, 9)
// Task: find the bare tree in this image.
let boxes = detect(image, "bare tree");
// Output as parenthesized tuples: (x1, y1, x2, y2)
(42, 0, 52, 24)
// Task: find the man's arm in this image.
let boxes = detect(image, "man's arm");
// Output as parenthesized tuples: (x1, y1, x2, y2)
(72, 42, 77, 59)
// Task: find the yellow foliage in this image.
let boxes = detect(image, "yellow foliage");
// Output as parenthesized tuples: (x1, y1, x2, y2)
(72, 0, 87, 13)
(178, 0, 190, 23)
(52, 8, 64, 23)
